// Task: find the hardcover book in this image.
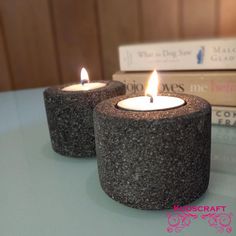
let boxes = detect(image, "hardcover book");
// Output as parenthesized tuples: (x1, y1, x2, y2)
(212, 106, 236, 127)
(112, 71, 236, 106)
(119, 38, 236, 71)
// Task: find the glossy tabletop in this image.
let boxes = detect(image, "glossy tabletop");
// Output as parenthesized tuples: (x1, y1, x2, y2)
(0, 88, 235, 236)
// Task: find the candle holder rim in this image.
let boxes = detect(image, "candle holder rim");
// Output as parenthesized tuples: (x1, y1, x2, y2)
(94, 93, 211, 122)
(44, 80, 124, 94)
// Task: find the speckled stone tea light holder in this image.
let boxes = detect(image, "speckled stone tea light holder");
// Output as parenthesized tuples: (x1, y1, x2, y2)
(44, 81, 125, 158)
(94, 93, 211, 209)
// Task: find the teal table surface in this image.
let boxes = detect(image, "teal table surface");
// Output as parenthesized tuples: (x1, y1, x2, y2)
(0, 88, 235, 236)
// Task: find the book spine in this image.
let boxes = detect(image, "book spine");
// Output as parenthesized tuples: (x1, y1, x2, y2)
(112, 72, 236, 106)
(119, 39, 236, 71)
(212, 106, 236, 127)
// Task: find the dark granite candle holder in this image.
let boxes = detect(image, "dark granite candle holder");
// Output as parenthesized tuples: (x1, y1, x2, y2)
(44, 81, 125, 158)
(94, 93, 211, 210)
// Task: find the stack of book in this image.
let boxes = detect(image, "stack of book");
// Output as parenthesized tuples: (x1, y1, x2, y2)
(113, 38, 236, 127)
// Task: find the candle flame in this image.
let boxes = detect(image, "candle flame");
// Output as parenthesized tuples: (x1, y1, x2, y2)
(80, 67, 89, 85)
(145, 70, 158, 100)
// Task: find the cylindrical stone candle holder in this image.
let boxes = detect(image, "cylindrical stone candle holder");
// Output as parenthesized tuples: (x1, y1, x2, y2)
(94, 93, 211, 210)
(44, 81, 125, 158)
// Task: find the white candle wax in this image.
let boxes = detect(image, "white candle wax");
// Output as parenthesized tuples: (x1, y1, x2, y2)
(62, 82, 106, 91)
(117, 96, 185, 111)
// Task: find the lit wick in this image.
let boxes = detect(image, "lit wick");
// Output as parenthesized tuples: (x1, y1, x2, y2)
(80, 67, 89, 85)
(147, 94, 154, 103)
(145, 70, 158, 104)
(81, 80, 88, 86)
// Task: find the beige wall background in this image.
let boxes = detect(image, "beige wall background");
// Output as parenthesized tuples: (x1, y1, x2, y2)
(0, 0, 236, 91)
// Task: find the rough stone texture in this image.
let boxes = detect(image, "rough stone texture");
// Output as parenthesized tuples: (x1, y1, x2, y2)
(44, 81, 125, 158)
(94, 93, 211, 210)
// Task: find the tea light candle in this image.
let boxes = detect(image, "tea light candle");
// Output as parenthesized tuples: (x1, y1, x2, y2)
(62, 68, 106, 91)
(44, 67, 125, 158)
(118, 96, 185, 111)
(94, 70, 211, 210)
(117, 70, 185, 111)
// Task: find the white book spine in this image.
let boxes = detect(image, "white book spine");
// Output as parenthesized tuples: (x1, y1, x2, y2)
(119, 38, 236, 71)
(212, 106, 236, 127)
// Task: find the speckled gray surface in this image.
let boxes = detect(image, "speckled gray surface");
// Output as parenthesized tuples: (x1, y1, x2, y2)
(44, 81, 125, 158)
(94, 93, 211, 209)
